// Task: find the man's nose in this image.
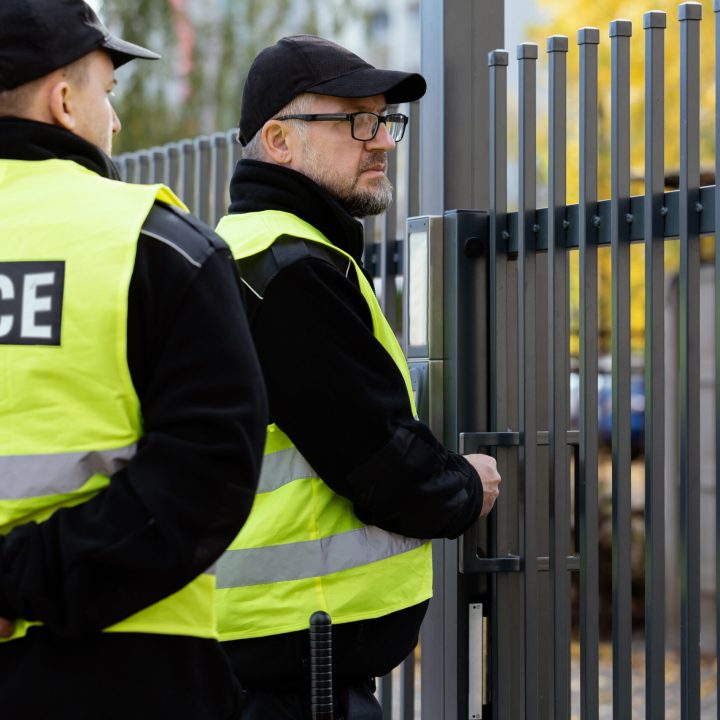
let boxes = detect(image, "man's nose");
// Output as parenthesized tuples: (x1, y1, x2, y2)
(366, 121, 396, 151)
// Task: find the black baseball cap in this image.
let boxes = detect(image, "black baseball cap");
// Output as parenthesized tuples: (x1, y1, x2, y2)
(0, 0, 160, 92)
(239, 34, 427, 146)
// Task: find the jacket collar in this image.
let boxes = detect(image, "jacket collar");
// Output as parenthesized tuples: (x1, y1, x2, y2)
(0, 117, 120, 179)
(227, 160, 366, 262)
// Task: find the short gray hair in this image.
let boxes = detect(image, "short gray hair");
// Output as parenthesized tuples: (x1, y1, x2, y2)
(242, 92, 315, 161)
(0, 54, 90, 118)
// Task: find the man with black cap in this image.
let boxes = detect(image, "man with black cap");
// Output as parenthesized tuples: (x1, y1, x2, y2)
(214, 35, 501, 719)
(0, 1, 267, 718)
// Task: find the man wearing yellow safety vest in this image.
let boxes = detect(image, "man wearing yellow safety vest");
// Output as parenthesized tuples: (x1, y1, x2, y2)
(215, 35, 502, 719)
(0, 1, 267, 718)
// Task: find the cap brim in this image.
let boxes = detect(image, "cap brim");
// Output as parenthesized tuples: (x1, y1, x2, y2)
(102, 34, 160, 68)
(308, 67, 427, 104)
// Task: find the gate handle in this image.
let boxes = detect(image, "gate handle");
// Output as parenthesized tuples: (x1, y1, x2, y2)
(459, 430, 580, 449)
(458, 431, 580, 575)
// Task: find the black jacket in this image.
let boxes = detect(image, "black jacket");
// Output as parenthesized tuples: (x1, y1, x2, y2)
(0, 119, 268, 719)
(221, 159, 483, 685)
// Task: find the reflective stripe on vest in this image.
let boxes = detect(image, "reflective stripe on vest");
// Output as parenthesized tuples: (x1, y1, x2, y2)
(215, 211, 432, 640)
(257, 444, 314, 493)
(218, 526, 426, 588)
(0, 159, 217, 642)
(0, 445, 136, 499)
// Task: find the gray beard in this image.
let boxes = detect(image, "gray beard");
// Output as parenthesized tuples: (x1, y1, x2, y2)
(300, 144, 394, 218)
(338, 181, 394, 218)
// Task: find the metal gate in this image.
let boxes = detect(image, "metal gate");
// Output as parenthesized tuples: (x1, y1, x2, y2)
(440, 2, 719, 718)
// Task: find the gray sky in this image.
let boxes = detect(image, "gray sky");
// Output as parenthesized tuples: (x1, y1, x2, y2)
(505, 0, 547, 54)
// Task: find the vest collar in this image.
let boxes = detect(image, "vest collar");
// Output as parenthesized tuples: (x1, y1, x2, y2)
(227, 160, 366, 263)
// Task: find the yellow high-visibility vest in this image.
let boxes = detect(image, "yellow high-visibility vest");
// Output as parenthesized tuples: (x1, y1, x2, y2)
(0, 159, 215, 641)
(215, 209, 432, 640)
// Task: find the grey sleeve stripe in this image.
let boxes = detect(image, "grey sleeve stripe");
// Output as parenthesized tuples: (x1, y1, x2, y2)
(257, 446, 315, 493)
(140, 230, 202, 268)
(241, 277, 264, 300)
(216, 526, 428, 589)
(0, 445, 137, 500)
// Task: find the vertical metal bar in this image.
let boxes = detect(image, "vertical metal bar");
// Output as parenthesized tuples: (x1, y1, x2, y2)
(489, 47, 510, 442)
(363, 216, 377, 276)
(678, 4, 702, 718)
(488, 47, 510, 720)
(376, 207, 387, 314)
(400, 652, 415, 720)
(547, 34, 570, 720)
(114, 154, 126, 181)
(401, 101, 421, 351)
(577, 29, 600, 720)
(714, 4, 720, 715)
(609, 19, 633, 720)
(642, 11, 667, 720)
(179, 139, 196, 213)
(166, 143, 181, 196)
(387, 149, 400, 329)
(124, 154, 139, 184)
(228, 128, 243, 170)
(114, 155, 127, 181)
(138, 150, 151, 184)
(408, 101, 421, 220)
(194, 136, 212, 225)
(517, 41, 539, 720)
(151, 147, 166, 185)
(380, 673, 392, 719)
(210, 132, 229, 228)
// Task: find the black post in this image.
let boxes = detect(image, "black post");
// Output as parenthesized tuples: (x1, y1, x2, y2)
(309, 611, 333, 720)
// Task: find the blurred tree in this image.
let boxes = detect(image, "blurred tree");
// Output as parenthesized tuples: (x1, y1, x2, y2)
(104, 0, 363, 154)
(530, 0, 715, 201)
(529, 0, 716, 355)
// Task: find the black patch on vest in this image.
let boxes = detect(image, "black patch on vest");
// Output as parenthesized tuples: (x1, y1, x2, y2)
(238, 235, 351, 300)
(0, 261, 65, 345)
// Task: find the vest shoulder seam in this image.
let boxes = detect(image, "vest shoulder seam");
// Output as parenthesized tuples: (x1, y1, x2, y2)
(139, 202, 225, 268)
(238, 235, 352, 300)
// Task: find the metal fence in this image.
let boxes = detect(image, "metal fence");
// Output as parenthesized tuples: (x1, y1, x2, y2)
(465, 2, 718, 718)
(115, 130, 242, 231)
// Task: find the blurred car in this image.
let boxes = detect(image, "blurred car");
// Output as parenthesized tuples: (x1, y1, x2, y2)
(569, 364, 645, 458)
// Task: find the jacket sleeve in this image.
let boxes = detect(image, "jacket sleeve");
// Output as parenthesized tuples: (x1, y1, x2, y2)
(0, 204, 267, 637)
(245, 253, 482, 540)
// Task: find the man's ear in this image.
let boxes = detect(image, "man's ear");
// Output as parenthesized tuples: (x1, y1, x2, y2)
(261, 120, 293, 165)
(47, 79, 76, 132)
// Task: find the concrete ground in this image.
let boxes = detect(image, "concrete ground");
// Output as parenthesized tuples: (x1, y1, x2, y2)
(571, 639, 717, 719)
(384, 638, 717, 718)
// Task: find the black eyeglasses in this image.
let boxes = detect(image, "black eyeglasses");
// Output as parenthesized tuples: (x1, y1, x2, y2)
(273, 111, 409, 142)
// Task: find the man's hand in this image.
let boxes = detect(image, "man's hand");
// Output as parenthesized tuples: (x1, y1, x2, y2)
(0, 617, 14, 638)
(464, 453, 501, 517)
